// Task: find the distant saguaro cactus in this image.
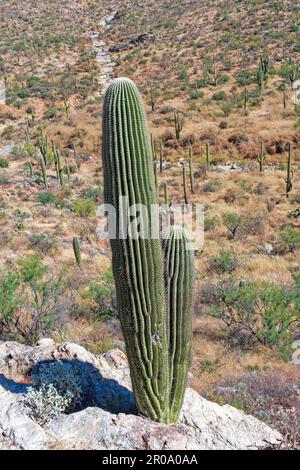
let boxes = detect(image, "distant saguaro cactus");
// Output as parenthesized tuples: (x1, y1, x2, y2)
(72, 237, 81, 268)
(286, 142, 294, 198)
(102, 78, 194, 423)
(257, 141, 265, 172)
(39, 156, 47, 188)
(174, 110, 183, 140)
(188, 147, 194, 193)
(205, 142, 210, 169)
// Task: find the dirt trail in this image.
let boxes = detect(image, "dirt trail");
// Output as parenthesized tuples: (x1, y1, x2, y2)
(91, 13, 117, 95)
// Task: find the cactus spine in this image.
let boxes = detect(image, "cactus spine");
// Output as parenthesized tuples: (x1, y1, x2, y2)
(72, 237, 81, 268)
(188, 147, 194, 193)
(286, 142, 294, 198)
(164, 227, 194, 422)
(257, 141, 265, 172)
(102, 78, 194, 423)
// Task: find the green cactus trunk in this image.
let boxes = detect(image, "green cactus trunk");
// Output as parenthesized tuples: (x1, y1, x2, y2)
(286, 142, 294, 198)
(188, 147, 194, 193)
(72, 237, 81, 268)
(257, 141, 265, 172)
(205, 142, 210, 170)
(40, 156, 47, 188)
(182, 163, 188, 205)
(164, 227, 194, 422)
(163, 181, 168, 206)
(102, 78, 169, 423)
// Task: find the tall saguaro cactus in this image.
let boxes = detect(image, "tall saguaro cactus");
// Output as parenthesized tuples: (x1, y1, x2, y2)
(102, 78, 194, 423)
(102, 78, 169, 422)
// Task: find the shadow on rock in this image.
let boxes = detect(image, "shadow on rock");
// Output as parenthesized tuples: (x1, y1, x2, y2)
(1, 358, 137, 416)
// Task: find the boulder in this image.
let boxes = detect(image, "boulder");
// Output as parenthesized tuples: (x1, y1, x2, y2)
(0, 340, 282, 450)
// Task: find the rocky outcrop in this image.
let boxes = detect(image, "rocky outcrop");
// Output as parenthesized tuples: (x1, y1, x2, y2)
(0, 339, 282, 450)
(108, 32, 152, 53)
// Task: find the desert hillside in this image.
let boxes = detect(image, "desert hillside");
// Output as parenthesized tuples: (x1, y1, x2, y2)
(0, 0, 299, 449)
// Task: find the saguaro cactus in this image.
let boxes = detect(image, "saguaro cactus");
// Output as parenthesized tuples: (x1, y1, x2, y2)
(72, 236, 81, 268)
(38, 129, 49, 165)
(174, 110, 183, 140)
(257, 141, 265, 172)
(52, 142, 64, 188)
(205, 142, 210, 170)
(102, 78, 169, 422)
(164, 227, 194, 422)
(102, 78, 194, 423)
(286, 142, 294, 198)
(188, 147, 194, 193)
(39, 156, 47, 188)
(243, 87, 249, 111)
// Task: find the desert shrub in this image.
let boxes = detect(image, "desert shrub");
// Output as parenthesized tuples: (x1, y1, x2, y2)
(239, 180, 253, 193)
(210, 250, 237, 274)
(278, 225, 300, 253)
(203, 277, 300, 359)
(204, 215, 218, 232)
(220, 100, 233, 117)
(31, 361, 88, 412)
(228, 133, 248, 144)
(205, 368, 300, 449)
(202, 179, 222, 193)
(36, 192, 69, 209)
(0, 255, 64, 344)
(1, 125, 13, 139)
(80, 187, 102, 203)
(73, 198, 96, 217)
(212, 90, 227, 101)
(24, 384, 73, 425)
(241, 214, 265, 237)
(255, 182, 269, 195)
(0, 158, 8, 168)
(0, 176, 10, 185)
(29, 233, 58, 255)
(81, 268, 115, 319)
(235, 69, 256, 86)
(37, 192, 56, 205)
(223, 212, 243, 239)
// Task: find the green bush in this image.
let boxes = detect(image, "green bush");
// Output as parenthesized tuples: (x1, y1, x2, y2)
(211, 250, 237, 274)
(223, 212, 243, 239)
(0, 158, 8, 168)
(0, 255, 64, 344)
(73, 198, 96, 217)
(278, 225, 300, 252)
(81, 269, 115, 319)
(203, 277, 300, 360)
(37, 192, 56, 205)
